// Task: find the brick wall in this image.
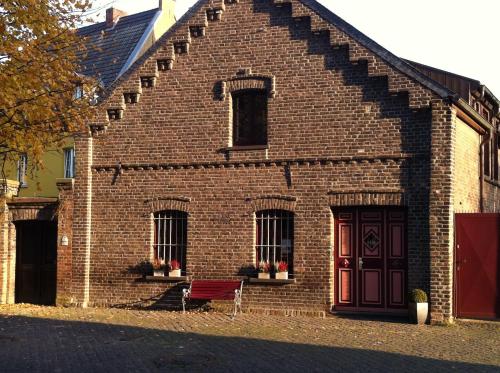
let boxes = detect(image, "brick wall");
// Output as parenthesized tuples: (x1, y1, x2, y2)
(56, 180, 74, 306)
(453, 117, 480, 213)
(429, 101, 455, 323)
(73, 0, 453, 316)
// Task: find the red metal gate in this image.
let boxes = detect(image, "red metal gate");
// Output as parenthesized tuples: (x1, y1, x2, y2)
(333, 208, 407, 312)
(455, 214, 500, 319)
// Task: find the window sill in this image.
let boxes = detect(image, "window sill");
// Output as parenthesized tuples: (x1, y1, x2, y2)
(143, 275, 189, 282)
(219, 145, 268, 152)
(247, 277, 296, 285)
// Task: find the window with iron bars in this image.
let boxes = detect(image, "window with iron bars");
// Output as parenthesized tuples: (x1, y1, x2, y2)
(256, 210, 294, 274)
(153, 211, 187, 272)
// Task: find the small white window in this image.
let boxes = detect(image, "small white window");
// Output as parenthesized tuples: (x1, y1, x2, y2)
(74, 84, 83, 100)
(17, 154, 28, 187)
(64, 148, 75, 178)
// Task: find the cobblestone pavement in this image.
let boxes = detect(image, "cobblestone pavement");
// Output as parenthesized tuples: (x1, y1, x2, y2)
(0, 305, 498, 372)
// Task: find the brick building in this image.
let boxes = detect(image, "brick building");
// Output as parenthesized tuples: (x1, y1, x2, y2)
(6, 0, 500, 322)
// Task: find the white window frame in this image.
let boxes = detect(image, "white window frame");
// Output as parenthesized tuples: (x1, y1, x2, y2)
(17, 154, 28, 187)
(74, 84, 83, 100)
(63, 148, 75, 178)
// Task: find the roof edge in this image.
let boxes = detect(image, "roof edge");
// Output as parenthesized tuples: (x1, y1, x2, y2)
(298, 0, 458, 101)
(101, 0, 206, 99)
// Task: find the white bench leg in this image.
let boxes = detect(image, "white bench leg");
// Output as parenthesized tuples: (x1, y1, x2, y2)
(233, 289, 242, 318)
(182, 288, 190, 314)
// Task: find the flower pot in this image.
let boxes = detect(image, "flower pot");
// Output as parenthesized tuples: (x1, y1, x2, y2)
(153, 269, 165, 277)
(169, 269, 181, 277)
(258, 272, 270, 279)
(409, 302, 428, 324)
(275, 271, 288, 280)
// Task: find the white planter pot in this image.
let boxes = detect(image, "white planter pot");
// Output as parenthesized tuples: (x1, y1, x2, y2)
(258, 272, 270, 279)
(153, 269, 165, 277)
(275, 271, 288, 280)
(409, 302, 428, 325)
(169, 269, 181, 277)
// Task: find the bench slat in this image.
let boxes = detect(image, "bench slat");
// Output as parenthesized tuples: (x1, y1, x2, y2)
(188, 280, 242, 301)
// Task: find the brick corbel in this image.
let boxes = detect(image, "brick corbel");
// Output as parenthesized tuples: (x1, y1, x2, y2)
(145, 196, 191, 213)
(245, 195, 297, 213)
(328, 191, 406, 206)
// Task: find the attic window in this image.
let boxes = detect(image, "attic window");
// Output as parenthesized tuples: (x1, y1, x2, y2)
(74, 84, 84, 100)
(481, 107, 490, 121)
(484, 140, 491, 177)
(232, 90, 268, 146)
(494, 135, 499, 181)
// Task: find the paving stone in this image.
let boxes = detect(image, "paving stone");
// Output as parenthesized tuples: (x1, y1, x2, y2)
(0, 305, 498, 372)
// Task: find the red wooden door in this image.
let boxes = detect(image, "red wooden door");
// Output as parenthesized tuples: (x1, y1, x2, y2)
(334, 208, 407, 312)
(455, 214, 499, 319)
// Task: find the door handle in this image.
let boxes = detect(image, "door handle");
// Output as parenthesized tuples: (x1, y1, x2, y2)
(358, 257, 364, 270)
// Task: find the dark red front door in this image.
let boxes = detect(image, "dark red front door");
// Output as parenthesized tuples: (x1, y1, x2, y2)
(455, 214, 500, 319)
(333, 208, 407, 312)
(15, 221, 57, 305)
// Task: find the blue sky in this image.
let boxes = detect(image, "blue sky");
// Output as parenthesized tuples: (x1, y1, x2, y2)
(91, 0, 500, 95)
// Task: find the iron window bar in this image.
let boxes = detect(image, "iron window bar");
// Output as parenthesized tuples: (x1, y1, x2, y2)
(256, 210, 294, 275)
(154, 210, 187, 272)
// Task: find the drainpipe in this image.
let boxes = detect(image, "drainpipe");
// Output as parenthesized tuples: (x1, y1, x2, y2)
(479, 130, 491, 213)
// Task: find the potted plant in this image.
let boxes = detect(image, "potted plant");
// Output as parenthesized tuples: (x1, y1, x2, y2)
(257, 261, 271, 279)
(152, 258, 166, 277)
(275, 261, 289, 280)
(168, 259, 181, 277)
(408, 289, 428, 325)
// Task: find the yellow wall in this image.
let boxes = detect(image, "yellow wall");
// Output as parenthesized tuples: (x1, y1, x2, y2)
(137, 2, 176, 60)
(3, 138, 74, 198)
(453, 117, 480, 213)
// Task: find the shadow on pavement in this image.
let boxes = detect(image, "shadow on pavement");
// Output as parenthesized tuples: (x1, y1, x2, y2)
(0, 314, 496, 372)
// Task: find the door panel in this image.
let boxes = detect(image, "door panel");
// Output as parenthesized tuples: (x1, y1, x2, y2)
(455, 214, 499, 319)
(336, 213, 356, 307)
(359, 212, 384, 308)
(388, 270, 405, 307)
(15, 221, 57, 305)
(334, 208, 407, 311)
(362, 269, 382, 304)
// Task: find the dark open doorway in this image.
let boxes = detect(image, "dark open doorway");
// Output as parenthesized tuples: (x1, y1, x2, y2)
(15, 220, 57, 305)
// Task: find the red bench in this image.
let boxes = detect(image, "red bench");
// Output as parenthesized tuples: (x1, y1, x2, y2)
(182, 280, 243, 317)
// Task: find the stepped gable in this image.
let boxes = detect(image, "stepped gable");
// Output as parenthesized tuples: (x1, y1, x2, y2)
(94, 0, 458, 129)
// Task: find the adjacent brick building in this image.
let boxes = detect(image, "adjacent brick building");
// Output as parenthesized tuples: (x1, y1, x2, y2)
(4, 0, 499, 322)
